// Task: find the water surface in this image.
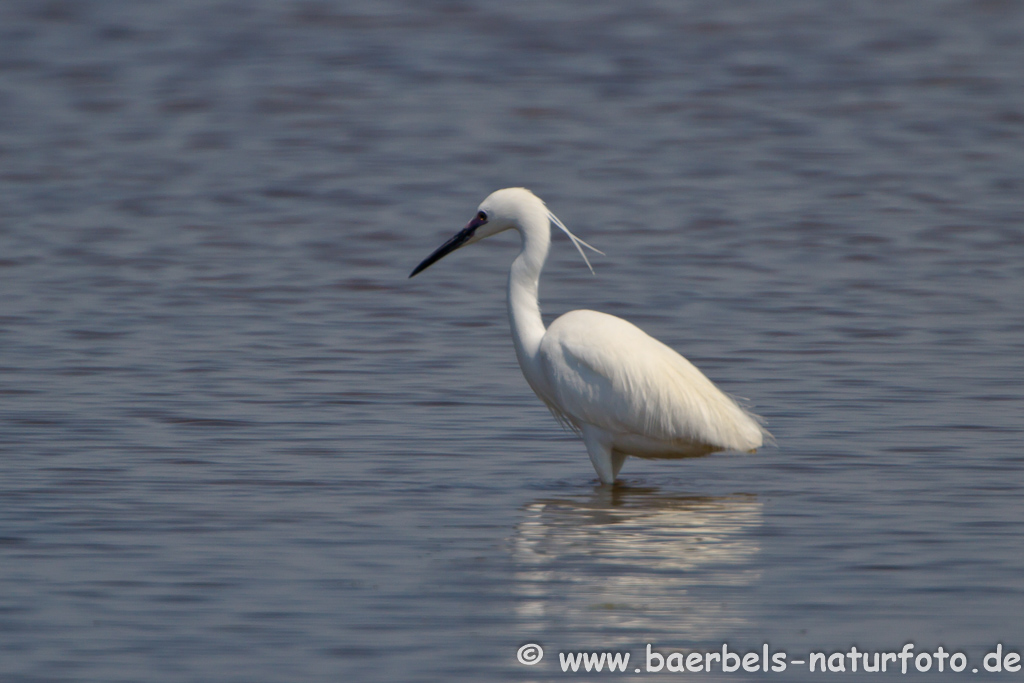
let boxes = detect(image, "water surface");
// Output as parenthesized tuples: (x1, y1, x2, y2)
(1, 1, 1023, 681)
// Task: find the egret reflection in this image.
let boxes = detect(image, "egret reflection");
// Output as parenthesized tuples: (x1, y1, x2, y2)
(513, 486, 762, 643)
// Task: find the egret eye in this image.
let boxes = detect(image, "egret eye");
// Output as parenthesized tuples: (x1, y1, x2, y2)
(477, 211, 487, 221)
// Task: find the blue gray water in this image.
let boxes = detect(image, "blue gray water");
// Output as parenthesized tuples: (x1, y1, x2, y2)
(1, 1, 1023, 681)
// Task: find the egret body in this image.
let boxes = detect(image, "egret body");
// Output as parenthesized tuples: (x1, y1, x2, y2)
(410, 188, 766, 484)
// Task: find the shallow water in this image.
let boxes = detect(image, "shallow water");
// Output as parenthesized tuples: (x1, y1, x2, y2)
(1, 0, 1023, 680)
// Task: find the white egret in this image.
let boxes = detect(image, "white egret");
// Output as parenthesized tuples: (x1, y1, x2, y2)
(410, 188, 767, 484)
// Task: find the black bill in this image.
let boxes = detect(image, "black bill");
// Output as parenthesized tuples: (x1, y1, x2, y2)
(408, 215, 486, 278)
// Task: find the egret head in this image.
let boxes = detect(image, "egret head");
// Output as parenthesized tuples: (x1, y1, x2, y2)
(409, 188, 602, 278)
(409, 188, 544, 278)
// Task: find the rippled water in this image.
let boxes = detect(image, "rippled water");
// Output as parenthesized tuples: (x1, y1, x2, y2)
(2, 0, 1023, 681)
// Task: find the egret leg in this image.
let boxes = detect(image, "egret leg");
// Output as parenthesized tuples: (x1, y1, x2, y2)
(582, 426, 627, 485)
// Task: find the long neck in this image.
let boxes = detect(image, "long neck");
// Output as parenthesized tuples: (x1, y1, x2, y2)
(507, 215, 550, 383)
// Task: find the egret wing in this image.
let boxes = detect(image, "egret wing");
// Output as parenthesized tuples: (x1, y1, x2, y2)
(538, 310, 763, 451)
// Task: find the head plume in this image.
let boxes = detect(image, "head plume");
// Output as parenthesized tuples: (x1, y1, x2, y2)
(480, 188, 603, 273)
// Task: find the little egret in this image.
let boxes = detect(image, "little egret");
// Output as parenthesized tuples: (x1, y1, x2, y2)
(410, 188, 767, 484)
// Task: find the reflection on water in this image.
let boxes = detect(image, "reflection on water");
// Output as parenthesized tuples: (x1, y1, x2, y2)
(513, 487, 762, 644)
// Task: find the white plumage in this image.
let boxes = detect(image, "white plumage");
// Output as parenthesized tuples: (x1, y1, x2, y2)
(410, 188, 767, 484)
